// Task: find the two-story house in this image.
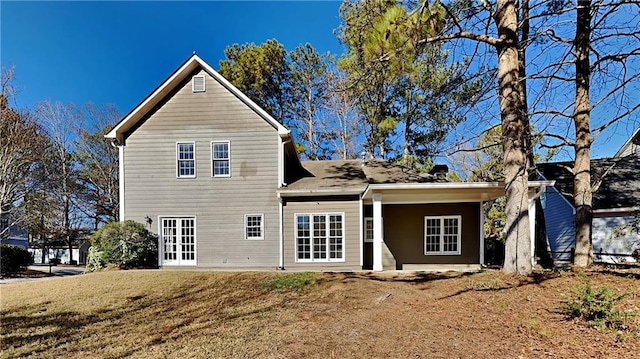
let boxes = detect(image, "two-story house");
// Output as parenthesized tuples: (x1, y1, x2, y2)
(106, 54, 549, 271)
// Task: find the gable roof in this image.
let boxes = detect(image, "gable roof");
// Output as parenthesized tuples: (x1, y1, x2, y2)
(537, 153, 640, 210)
(615, 127, 640, 157)
(105, 54, 290, 143)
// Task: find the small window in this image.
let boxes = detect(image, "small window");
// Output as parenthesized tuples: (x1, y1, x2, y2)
(245, 214, 264, 240)
(364, 217, 373, 242)
(177, 142, 196, 178)
(192, 75, 206, 92)
(424, 215, 461, 255)
(212, 141, 230, 177)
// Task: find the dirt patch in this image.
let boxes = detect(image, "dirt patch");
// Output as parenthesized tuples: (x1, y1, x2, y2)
(277, 267, 640, 358)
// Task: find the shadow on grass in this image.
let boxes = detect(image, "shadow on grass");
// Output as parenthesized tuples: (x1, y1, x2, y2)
(325, 271, 476, 284)
(0, 274, 291, 358)
(590, 269, 640, 280)
(438, 270, 565, 299)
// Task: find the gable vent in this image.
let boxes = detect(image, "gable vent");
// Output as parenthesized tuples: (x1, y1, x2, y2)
(192, 75, 206, 93)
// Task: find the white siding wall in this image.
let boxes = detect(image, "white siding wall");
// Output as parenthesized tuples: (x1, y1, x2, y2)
(123, 69, 280, 268)
(593, 215, 640, 263)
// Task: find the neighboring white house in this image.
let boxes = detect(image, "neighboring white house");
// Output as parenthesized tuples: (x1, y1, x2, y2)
(538, 129, 640, 265)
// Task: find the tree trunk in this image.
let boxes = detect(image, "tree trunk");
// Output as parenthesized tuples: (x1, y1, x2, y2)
(573, 0, 593, 267)
(403, 113, 412, 167)
(518, 0, 535, 170)
(496, 0, 531, 274)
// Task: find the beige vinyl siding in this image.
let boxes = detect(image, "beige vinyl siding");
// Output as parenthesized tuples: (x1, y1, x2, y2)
(123, 68, 280, 268)
(283, 198, 361, 270)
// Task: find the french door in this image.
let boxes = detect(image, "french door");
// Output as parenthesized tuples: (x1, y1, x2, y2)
(160, 217, 196, 266)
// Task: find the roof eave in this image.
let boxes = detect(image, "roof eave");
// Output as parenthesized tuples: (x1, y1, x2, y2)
(278, 188, 366, 197)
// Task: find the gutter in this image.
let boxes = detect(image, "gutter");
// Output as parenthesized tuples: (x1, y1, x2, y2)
(529, 181, 553, 201)
(362, 181, 505, 200)
(278, 188, 366, 197)
(277, 192, 285, 270)
(593, 207, 640, 215)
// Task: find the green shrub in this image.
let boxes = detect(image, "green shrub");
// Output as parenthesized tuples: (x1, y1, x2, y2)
(0, 244, 33, 276)
(563, 282, 634, 329)
(89, 220, 157, 270)
(266, 272, 319, 292)
(85, 246, 105, 272)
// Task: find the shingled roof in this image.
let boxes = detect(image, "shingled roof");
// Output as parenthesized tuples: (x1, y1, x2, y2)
(537, 153, 640, 210)
(280, 159, 446, 195)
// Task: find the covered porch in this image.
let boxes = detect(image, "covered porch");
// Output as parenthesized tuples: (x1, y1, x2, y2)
(361, 182, 551, 271)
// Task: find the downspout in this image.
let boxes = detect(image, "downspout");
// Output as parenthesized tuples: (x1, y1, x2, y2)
(359, 194, 364, 267)
(480, 201, 485, 266)
(118, 145, 125, 222)
(279, 136, 292, 187)
(278, 136, 292, 270)
(278, 193, 285, 270)
(110, 138, 125, 222)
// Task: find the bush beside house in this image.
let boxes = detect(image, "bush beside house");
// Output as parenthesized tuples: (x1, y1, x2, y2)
(87, 220, 157, 271)
(1, 244, 33, 276)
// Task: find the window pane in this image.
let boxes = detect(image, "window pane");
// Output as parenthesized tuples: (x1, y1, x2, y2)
(443, 217, 459, 253)
(212, 142, 229, 176)
(425, 217, 441, 253)
(179, 143, 194, 159)
(213, 143, 229, 159)
(297, 216, 311, 259)
(246, 215, 263, 239)
(177, 143, 195, 177)
(213, 160, 229, 176)
(329, 215, 343, 259)
(365, 218, 373, 242)
(313, 215, 326, 259)
(181, 219, 195, 260)
(163, 219, 177, 261)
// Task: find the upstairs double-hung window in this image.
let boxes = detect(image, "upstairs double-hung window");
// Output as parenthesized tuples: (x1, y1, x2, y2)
(177, 142, 195, 178)
(212, 141, 230, 177)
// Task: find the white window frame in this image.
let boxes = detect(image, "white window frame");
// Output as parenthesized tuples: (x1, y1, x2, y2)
(176, 142, 196, 178)
(364, 217, 373, 243)
(295, 213, 345, 263)
(192, 75, 206, 93)
(211, 141, 231, 177)
(245, 214, 264, 240)
(424, 215, 462, 255)
(159, 216, 197, 266)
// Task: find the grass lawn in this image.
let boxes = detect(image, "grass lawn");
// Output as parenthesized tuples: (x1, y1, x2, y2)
(1, 268, 639, 358)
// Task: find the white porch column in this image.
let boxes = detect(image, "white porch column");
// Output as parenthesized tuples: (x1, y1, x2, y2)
(372, 193, 383, 271)
(479, 201, 485, 265)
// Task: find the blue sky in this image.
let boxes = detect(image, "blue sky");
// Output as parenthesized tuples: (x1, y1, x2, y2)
(2, 1, 637, 159)
(2, 1, 344, 112)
